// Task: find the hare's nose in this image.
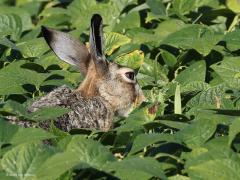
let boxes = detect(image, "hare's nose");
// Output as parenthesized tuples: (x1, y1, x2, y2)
(134, 87, 147, 106)
(138, 91, 147, 104)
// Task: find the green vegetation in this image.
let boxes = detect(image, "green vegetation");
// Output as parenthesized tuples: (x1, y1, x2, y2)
(0, 0, 240, 179)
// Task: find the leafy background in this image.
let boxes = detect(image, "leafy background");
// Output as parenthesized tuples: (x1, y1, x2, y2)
(0, 0, 240, 179)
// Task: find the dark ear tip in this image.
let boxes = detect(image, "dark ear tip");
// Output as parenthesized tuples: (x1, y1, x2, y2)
(91, 14, 102, 23)
(41, 26, 52, 43)
(41, 26, 48, 35)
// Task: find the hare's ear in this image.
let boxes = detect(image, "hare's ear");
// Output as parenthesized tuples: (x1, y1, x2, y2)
(89, 14, 108, 74)
(41, 26, 91, 76)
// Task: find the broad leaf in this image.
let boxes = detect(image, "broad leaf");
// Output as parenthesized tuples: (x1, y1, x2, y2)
(162, 25, 223, 56)
(17, 38, 49, 58)
(27, 107, 71, 122)
(104, 157, 167, 180)
(175, 61, 206, 85)
(104, 32, 131, 55)
(115, 50, 144, 69)
(224, 29, 240, 51)
(0, 119, 54, 146)
(130, 133, 176, 154)
(0, 61, 50, 95)
(175, 117, 218, 148)
(228, 118, 240, 146)
(227, 0, 240, 13)
(1, 142, 54, 180)
(0, 6, 32, 31)
(36, 136, 115, 179)
(211, 57, 240, 88)
(0, 14, 22, 41)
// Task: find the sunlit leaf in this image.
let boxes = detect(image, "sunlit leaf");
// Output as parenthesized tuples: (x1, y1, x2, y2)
(115, 50, 144, 69)
(227, 0, 240, 13)
(104, 32, 131, 55)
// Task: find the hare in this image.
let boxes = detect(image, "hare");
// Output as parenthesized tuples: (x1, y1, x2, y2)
(26, 14, 145, 132)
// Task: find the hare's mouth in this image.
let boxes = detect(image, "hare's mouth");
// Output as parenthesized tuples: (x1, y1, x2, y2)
(115, 103, 134, 117)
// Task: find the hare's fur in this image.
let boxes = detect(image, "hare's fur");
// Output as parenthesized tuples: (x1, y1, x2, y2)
(28, 85, 114, 131)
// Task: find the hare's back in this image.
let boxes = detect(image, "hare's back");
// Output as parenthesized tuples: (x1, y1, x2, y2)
(28, 85, 72, 112)
(60, 95, 113, 131)
(29, 85, 114, 131)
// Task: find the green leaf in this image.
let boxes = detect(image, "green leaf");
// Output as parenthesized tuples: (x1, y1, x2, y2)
(115, 50, 144, 69)
(36, 135, 115, 180)
(159, 120, 188, 130)
(0, 14, 22, 41)
(0, 61, 50, 95)
(0, 170, 16, 180)
(40, 16, 70, 29)
(104, 32, 131, 55)
(146, 0, 166, 16)
(185, 146, 238, 167)
(169, 175, 190, 180)
(130, 133, 176, 154)
(48, 70, 81, 85)
(227, 0, 240, 13)
(1, 142, 54, 179)
(185, 148, 240, 180)
(181, 81, 210, 93)
(36, 54, 68, 70)
(211, 57, 240, 88)
(27, 107, 71, 122)
(1, 100, 27, 116)
(224, 29, 240, 51)
(38, 12, 70, 28)
(68, 0, 121, 31)
(175, 117, 218, 148)
(161, 25, 223, 56)
(172, 0, 196, 15)
(126, 28, 156, 45)
(111, 0, 138, 12)
(114, 12, 140, 32)
(173, 0, 212, 15)
(104, 157, 167, 180)
(187, 159, 240, 180)
(161, 50, 177, 68)
(10, 128, 55, 145)
(138, 58, 168, 86)
(186, 84, 227, 109)
(115, 104, 158, 132)
(175, 61, 206, 85)
(0, 6, 32, 31)
(154, 19, 186, 42)
(17, 38, 49, 58)
(0, 119, 18, 147)
(0, 37, 18, 50)
(0, 119, 55, 146)
(228, 118, 240, 146)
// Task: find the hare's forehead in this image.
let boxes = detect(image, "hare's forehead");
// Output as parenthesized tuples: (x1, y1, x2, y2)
(109, 63, 134, 75)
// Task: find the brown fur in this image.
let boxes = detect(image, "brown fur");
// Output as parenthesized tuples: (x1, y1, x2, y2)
(75, 61, 101, 97)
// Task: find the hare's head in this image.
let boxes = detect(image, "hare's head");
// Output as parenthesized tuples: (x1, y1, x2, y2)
(42, 14, 145, 117)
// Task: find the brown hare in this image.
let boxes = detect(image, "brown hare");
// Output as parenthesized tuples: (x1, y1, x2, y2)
(27, 14, 145, 131)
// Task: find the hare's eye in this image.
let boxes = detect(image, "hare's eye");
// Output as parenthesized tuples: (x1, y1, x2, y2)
(125, 72, 135, 81)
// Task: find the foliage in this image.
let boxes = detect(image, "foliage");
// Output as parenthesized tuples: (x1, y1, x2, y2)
(0, 0, 240, 179)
